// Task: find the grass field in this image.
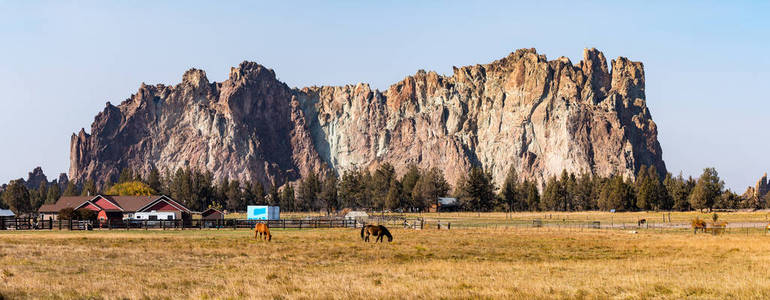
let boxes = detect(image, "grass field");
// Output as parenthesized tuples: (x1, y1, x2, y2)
(2, 213, 770, 299)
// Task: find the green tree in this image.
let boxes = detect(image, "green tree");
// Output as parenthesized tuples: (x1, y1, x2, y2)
(371, 163, 396, 210)
(400, 164, 421, 209)
(118, 168, 135, 184)
(297, 172, 321, 211)
(598, 175, 634, 211)
(522, 179, 540, 211)
(413, 167, 450, 211)
(2, 180, 31, 214)
(145, 167, 162, 193)
(500, 166, 522, 212)
(225, 180, 243, 211)
(81, 179, 96, 196)
(279, 184, 295, 211)
(540, 176, 561, 211)
(268, 181, 280, 208)
(457, 167, 497, 211)
(715, 189, 740, 209)
(689, 167, 723, 211)
(573, 172, 594, 210)
(248, 180, 265, 205)
(46, 183, 61, 204)
(385, 179, 404, 211)
(62, 181, 79, 196)
(319, 172, 339, 214)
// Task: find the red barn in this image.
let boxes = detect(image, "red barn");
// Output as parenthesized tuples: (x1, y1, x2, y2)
(38, 195, 191, 222)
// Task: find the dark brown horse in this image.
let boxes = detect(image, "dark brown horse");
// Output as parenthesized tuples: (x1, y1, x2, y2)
(254, 223, 272, 241)
(361, 224, 393, 243)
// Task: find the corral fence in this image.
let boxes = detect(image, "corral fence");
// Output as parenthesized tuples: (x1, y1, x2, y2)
(0, 217, 407, 231)
(439, 218, 770, 236)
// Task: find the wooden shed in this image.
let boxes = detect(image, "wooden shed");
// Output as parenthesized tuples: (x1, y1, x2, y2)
(201, 208, 224, 220)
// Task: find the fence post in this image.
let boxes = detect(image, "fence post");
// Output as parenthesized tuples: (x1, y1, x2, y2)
(448, 222, 451, 230)
(299, 220, 302, 230)
(233, 219, 237, 230)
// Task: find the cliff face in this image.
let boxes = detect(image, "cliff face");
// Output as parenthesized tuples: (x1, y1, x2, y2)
(70, 62, 327, 187)
(70, 48, 665, 188)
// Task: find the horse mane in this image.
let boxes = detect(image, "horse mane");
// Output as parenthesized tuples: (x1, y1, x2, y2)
(379, 225, 393, 242)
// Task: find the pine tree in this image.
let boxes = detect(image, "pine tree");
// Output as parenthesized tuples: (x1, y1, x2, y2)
(81, 179, 96, 196)
(457, 167, 496, 211)
(413, 167, 450, 211)
(279, 184, 295, 211)
(268, 181, 280, 208)
(46, 183, 61, 204)
(248, 180, 265, 206)
(225, 180, 242, 211)
(62, 181, 79, 196)
(385, 179, 403, 211)
(500, 166, 521, 212)
(400, 164, 420, 208)
(635, 165, 651, 210)
(319, 172, 339, 214)
(371, 163, 396, 210)
(297, 172, 321, 211)
(118, 168, 134, 184)
(146, 167, 162, 193)
(522, 179, 540, 211)
(689, 167, 723, 212)
(2, 180, 31, 214)
(540, 176, 560, 211)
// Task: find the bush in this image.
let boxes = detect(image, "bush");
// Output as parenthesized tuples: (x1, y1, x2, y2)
(77, 209, 97, 220)
(58, 208, 76, 220)
(105, 181, 157, 196)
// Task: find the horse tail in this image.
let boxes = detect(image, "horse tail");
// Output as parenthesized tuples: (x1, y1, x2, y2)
(360, 225, 365, 240)
(380, 225, 393, 242)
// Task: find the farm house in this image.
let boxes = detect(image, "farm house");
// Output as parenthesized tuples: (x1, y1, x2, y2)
(38, 195, 192, 222)
(430, 197, 459, 212)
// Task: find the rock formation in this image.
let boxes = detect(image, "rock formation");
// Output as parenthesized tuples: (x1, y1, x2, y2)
(23, 167, 48, 189)
(70, 48, 666, 188)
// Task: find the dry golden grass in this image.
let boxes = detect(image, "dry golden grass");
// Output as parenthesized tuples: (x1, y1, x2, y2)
(2, 223, 770, 299)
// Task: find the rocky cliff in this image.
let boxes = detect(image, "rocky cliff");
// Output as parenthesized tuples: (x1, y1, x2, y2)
(70, 48, 665, 188)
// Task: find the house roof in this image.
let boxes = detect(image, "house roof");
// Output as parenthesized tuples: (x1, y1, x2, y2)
(0, 209, 14, 217)
(38, 195, 190, 213)
(201, 208, 222, 214)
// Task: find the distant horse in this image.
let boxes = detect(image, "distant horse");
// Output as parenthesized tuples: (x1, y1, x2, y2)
(637, 219, 647, 227)
(691, 218, 707, 234)
(361, 224, 393, 243)
(254, 223, 272, 242)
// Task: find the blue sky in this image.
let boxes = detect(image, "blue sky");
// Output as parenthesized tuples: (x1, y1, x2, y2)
(1, 1, 768, 191)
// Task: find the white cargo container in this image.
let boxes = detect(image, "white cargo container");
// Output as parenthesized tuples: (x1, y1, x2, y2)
(247, 206, 280, 220)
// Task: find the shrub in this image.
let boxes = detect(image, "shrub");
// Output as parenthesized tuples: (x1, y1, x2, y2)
(58, 208, 76, 220)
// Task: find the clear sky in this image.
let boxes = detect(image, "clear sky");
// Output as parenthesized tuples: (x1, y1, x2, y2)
(1, 1, 768, 191)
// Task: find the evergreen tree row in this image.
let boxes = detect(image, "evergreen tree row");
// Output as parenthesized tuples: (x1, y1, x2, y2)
(0, 164, 761, 214)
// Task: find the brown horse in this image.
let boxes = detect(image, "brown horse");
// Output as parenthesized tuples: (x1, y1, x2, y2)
(361, 224, 393, 243)
(637, 219, 647, 227)
(254, 223, 272, 241)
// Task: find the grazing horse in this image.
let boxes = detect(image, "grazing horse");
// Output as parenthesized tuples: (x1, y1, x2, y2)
(691, 218, 707, 234)
(254, 223, 272, 242)
(361, 224, 393, 243)
(637, 219, 647, 227)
